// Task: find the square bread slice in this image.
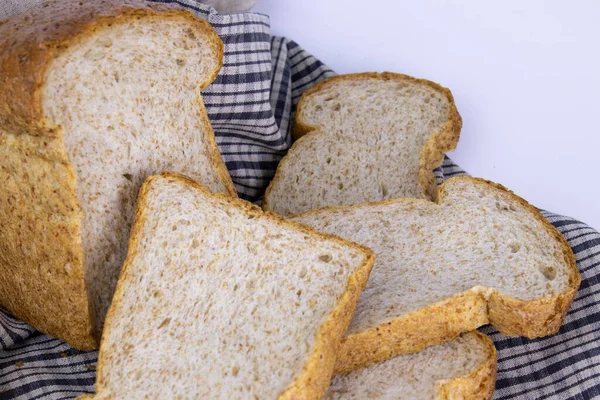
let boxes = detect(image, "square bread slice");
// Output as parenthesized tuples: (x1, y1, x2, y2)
(86, 173, 374, 399)
(263, 72, 462, 216)
(293, 175, 580, 373)
(326, 332, 497, 400)
(0, 0, 235, 349)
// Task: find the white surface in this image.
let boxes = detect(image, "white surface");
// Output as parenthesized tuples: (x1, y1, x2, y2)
(255, 0, 600, 230)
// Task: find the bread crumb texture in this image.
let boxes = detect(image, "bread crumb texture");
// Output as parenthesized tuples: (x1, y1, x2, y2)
(294, 176, 579, 372)
(296, 176, 572, 331)
(43, 10, 231, 337)
(93, 173, 373, 399)
(264, 73, 461, 216)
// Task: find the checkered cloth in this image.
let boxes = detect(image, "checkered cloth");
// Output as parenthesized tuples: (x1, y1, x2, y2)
(1, 1, 599, 399)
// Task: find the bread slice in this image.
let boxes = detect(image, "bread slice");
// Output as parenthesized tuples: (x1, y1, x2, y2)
(262, 72, 462, 216)
(0, 0, 236, 349)
(293, 176, 580, 373)
(86, 172, 374, 399)
(326, 332, 497, 400)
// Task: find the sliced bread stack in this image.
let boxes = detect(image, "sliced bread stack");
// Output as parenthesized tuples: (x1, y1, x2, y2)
(82, 73, 577, 398)
(80, 72, 576, 399)
(0, 0, 235, 349)
(262, 73, 579, 398)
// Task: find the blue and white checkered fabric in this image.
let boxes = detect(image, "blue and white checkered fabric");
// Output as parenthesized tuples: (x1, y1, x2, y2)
(1, 1, 599, 399)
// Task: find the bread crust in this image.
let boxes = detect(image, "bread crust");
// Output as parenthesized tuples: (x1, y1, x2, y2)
(263, 72, 462, 210)
(436, 332, 497, 400)
(0, 0, 233, 350)
(294, 175, 580, 374)
(335, 289, 490, 374)
(459, 178, 580, 339)
(0, 0, 233, 193)
(93, 172, 375, 399)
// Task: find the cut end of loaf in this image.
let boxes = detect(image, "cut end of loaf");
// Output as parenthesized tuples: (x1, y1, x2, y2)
(0, 0, 229, 350)
(40, 10, 232, 338)
(93, 173, 373, 399)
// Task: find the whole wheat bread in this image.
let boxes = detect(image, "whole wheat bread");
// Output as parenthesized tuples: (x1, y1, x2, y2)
(293, 176, 580, 373)
(85, 172, 374, 399)
(326, 332, 497, 400)
(263, 72, 462, 216)
(0, 0, 236, 349)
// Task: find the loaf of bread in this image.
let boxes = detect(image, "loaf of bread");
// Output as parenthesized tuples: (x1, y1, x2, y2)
(84, 172, 374, 399)
(293, 175, 580, 373)
(326, 332, 497, 400)
(263, 72, 462, 216)
(0, 0, 235, 349)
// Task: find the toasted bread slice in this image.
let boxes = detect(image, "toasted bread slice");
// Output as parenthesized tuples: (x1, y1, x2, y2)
(326, 332, 497, 400)
(263, 72, 462, 216)
(86, 172, 374, 399)
(293, 176, 580, 373)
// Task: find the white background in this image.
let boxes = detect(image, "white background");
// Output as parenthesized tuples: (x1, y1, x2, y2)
(254, 0, 600, 230)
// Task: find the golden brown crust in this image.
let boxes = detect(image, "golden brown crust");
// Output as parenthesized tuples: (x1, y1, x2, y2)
(444, 177, 581, 339)
(0, 0, 232, 350)
(417, 77, 462, 201)
(436, 332, 497, 400)
(294, 175, 580, 374)
(264, 72, 462, 212)
(334, 290, 489, 374)
(0, 131, 96, 350)
(94, 172, 374, 399)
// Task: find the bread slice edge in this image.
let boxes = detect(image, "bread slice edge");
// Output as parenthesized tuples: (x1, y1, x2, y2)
(435, 331, 497, 400)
